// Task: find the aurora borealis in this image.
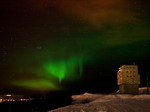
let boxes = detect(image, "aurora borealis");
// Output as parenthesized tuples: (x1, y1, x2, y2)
(0, 0, 150, 93)
(44, 57, 83, 82)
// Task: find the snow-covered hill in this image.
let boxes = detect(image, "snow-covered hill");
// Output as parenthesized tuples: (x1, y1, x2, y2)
(49, 93, 150, 112)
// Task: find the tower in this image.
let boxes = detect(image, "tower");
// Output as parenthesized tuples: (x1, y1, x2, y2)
(117, 65, 140, 94)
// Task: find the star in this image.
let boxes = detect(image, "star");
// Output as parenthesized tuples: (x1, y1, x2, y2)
(36, 46, 42, 50)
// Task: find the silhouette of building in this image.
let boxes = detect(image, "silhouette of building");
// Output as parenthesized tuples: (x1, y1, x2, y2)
(117, 65, 140, 94)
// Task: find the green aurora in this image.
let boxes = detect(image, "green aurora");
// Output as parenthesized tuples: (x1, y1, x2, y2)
(44, 57, 83, 82)
(7, 23, 150, 91)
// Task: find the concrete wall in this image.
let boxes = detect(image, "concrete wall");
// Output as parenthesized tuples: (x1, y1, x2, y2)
(119, 84, 139, 94)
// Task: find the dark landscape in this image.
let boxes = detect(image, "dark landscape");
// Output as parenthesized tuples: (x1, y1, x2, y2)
(0, 92, 72, 112)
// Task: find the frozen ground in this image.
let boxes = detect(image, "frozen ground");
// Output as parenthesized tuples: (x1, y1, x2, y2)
(49, 93, 150, 112)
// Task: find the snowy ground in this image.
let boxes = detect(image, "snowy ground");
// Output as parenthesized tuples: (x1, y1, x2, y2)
(49, 93, 150, 112)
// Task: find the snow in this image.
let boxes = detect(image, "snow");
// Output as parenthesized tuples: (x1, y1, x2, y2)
(139, 87, 150, 94)
(49, 93, 150, 112)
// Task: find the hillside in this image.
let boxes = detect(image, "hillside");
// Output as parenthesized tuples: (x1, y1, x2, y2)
(49, 93, 150, 112)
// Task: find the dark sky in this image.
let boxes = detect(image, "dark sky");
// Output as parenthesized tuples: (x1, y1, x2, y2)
(0, 0, 150, 94)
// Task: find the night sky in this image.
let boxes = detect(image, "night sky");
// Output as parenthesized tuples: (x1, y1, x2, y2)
(0, 0, 150, 95)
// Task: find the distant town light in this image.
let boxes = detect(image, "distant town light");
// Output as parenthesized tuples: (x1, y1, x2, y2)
(6, 94, 11, 96)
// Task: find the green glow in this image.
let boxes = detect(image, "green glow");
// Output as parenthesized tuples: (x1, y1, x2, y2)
(44, 57, 83, 82)
(9, 55, 86, 91)
(12, 79, 60, 90)
(7, 23, 150, 91)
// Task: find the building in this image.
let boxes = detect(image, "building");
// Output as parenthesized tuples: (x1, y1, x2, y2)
(117, 65, 140, 94)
